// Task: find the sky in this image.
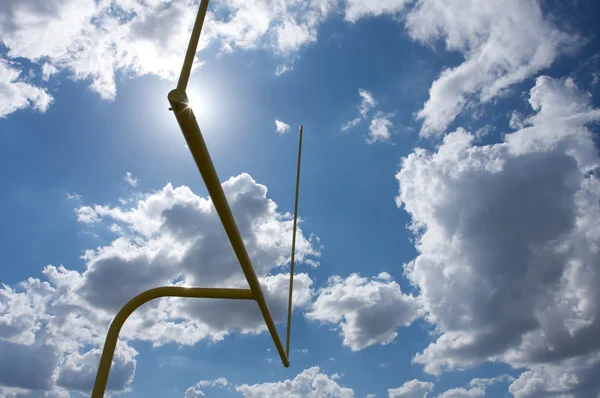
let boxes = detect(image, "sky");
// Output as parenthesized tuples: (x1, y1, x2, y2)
(1, 0, 600, 397)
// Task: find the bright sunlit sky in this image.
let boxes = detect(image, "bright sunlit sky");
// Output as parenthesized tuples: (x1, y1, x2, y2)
(1, 0, 600, 397)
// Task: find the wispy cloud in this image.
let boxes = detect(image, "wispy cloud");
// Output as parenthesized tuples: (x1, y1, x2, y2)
(342, 89, 376, 131)
(124, 172, 138, 187)
(275, 120, 291, 134)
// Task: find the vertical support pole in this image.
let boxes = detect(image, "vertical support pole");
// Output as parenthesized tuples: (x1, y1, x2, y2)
(177, 0, 210, 91)
(286, 125, 304, 358)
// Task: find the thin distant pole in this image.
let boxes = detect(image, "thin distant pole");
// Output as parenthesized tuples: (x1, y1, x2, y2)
(286, 125, 303, 358)
(177, 0, 210, 91)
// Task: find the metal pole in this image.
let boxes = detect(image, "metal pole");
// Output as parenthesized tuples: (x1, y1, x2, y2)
(92, 1, 294, 395)
(168, 89, 290, 368)
(91, 287, 253, 397)
(285, 126, 303, 358)
(170, 0, 289, 370)
(177, 0, 210, 91)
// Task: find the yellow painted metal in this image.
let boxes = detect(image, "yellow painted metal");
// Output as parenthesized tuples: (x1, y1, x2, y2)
(285, 125, 303, 358)
(167, 88, 290, 368)
(91, 287, 253, 397)
(92, 0, 299, 394)
(166, 0, 291, 370)
(177, 0, 210, 91)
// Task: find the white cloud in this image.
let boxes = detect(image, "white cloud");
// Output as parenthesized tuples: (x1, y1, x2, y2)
(436, 387, 484, 398)
(0, 0, 334, 108)
(124, 171, 138, 187)
(0, 340, 58, 390)
(41, 63, 58, 81)
(194, 377, 228, 388)
(508, 111, 524, 130)
(406, 0, 575, 136)
(368, 112, 394, 144)
(76, 205, 101, 223)
(236, 367, 354, 398)
(0, 173, 320, 396)
(184, 387, 206, 398)
(342, 89, 377, 131)
(56, 346, 136, 392)
(358, 89, 376, 117)
(275, 17, 317, 53)
(210, 0, 332, 55)
(388, 379, 434, 398)
(184, 377, 228, 397)
(468, 375, 514, 388)
(275, 63, 294, 76)
(307, 273, 420, 351)
(66, 193, 81, 201)
(0, 266, 137, 396)
(437, 375, 513, 398)
(0, 58, 53, 118)
(274, 55, 299, 76)
(74, 175, 318, 347)
(396, 76, 600, 396)
(342, 117, 362, 131)
(0, 388, 69, 398)
(345, 0, 411, 23)
(0, 0, 204, 100)
(275, 119, 291, 134)
(509, 353, 600, 398)
(0, 0, 578, 128)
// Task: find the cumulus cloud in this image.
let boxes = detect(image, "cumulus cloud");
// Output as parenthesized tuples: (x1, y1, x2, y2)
(275, 17, 318, 53)
(0, 0, 204, 100)
(236, 367, 354, 398)
(0, 0, 335, 111)
(2, 0, 575, 128)
(41, 63, 58, 81)
(345, 0, 411, 23)
(275, 119, 291, 134)
(0, 58, 53, 118)
(184, 386, 206, 398)
(509, 353, 600, 398)
(74, 174, 318, 347)
(0, 173, 319, 396)
(307, 273, 420, 351)
(342, 89, 377, 131)
(56, 346, 136, 392)
(184, 377, 228, 398)
(406, 0, 575, 136)
(388, 379, 434, 398)
(368, 112, 394, 144)
(436, 375, 513, 398)
(0, 340, 58, 390)
(396, 76, 600, 396)
(209, 0, 332, 54)
(0, 266, 137, 396)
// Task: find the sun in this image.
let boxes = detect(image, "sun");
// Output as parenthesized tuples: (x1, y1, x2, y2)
(186, 86, 212, 120)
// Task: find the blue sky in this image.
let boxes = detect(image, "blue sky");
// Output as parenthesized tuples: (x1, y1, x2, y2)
(1, 0, 600, 397)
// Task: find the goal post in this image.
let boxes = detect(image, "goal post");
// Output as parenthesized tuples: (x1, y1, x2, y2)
(91, 0, 303, 395)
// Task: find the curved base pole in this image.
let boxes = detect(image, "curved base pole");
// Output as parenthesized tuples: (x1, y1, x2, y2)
(91, 287, 253, 398)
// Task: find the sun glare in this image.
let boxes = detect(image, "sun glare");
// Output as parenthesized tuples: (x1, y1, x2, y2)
(186, 86, 211, 120)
